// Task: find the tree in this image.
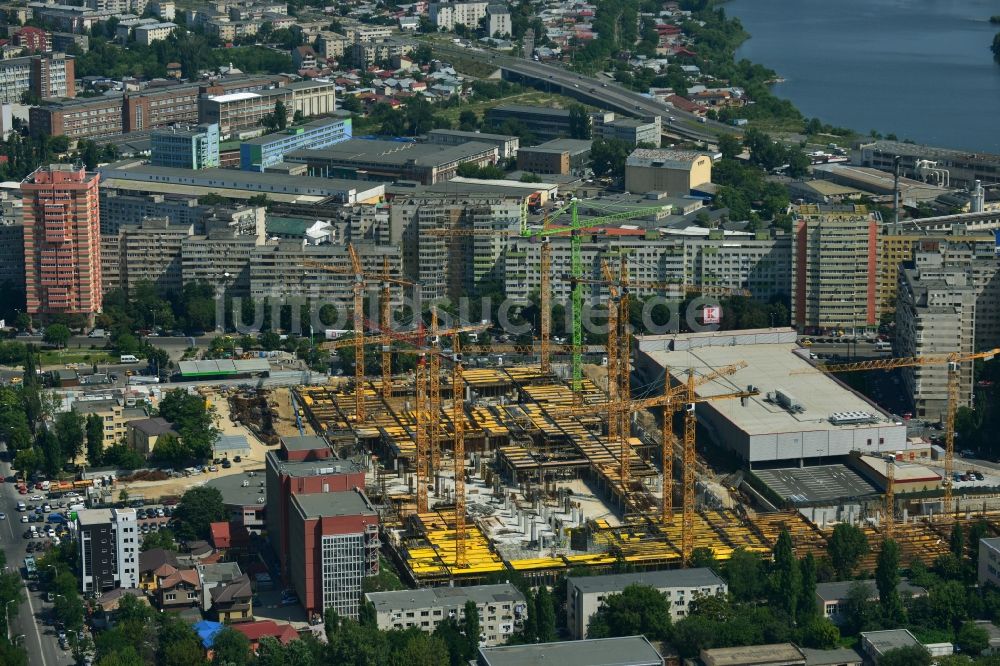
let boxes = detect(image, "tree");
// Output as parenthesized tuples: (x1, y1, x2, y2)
(950, 523, 965, 560)
(173, 486, 228, 541)
(458, 110, 478, 131)
(151, 433, 189, 466)
(462, 600, 480, 658)
(586, 584, 672, 640)
(535, 586, 556, 643)
(140, 528, 177, 552)
(771, 527, 801, 622)
(211, 628, 251, 665)
(879, 645, 931, 666)
(568, 104, 591, 139)
(876, 539, 904, 623)
(85, 413, 104, 466)
(718, 133, 742, 160)
(956, 620, 990, 656)
(341, 95, 362, 113)
(993, 32, 1000, 62)
(827, 523, 869, 579)
(359, 600, 377, 628)
(799, 553, 818, 620)
(725, 548, 766, 601)
(43, 323, 71, 348)
(590, 138, 631, 179)
(799, 615, 839, 649)
(54, 408, 85, 461)
(928, 580, 969, 631)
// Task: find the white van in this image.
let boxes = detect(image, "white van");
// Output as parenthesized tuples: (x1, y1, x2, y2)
(120, 354, 140, 364)
(16, 501, 25, 512)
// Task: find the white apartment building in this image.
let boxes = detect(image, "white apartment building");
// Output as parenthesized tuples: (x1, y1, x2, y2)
(395, 195, 523, 301)
(505, 231, 791, 305)
(365, 583, 526, 646)
(486, 4, 511, 37)
(429, 1, 488, 31)
(133, 21, 176, 46)
(250, 239, 403, 308)
(979, 537, 1000, 587)
(895, 238, 1000, 421)
(77, 508, 138, 594)
(566, 569, 727, 640)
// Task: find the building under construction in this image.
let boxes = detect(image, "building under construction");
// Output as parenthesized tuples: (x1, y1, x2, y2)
(291, 334, 1000, 588)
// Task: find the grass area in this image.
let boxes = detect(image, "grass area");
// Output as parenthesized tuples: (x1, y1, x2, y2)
(362, 555, 407, 592)
(436, 90, 587, 125)
(39, 349, 115, 366)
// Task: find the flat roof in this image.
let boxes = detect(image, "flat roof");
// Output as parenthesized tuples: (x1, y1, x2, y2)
(815, 579, 926, 603)
(242, 117, 348, 146)
(427, 128, 517, 142)
(206, 472, 267, 508)
(366, 583, 524, 613)
(524, 138, 593, 155)
(291, 490, 375, 519)
(286, 138, 496, 168)
(177, 359, 269, 376)
(98, 161, 385, 202)
(478, 636, 662, 666)
(280, 435, 328, 451)
(701, 643, 805, 666)
(426, 176, 558, 196)
(568, 567, 725, 594)
(209, 91, 261, 103)
(859, 455, 941, 483)
(799, 647, 863, 666)
(77, 509, 112, 526)
(753, 465, 877, 504)
(627, 148, 708, 167)
(487, 104, 572, 118)
(266, 450, 364, 477)
(636, 330, 900, 438)
(861, 629, 921, 654)
(214, 434, 250, 451)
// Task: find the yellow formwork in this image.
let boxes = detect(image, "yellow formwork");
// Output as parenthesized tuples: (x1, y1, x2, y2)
(404, 509, 506, 582)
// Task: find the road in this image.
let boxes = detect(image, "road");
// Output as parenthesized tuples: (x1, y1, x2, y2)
(400, 38, 731, 144)
(0, 445, 73, 666)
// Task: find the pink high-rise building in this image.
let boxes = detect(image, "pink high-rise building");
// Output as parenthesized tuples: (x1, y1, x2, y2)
(22, 164, 102, 324)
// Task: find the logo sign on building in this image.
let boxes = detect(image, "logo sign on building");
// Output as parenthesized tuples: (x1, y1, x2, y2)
(702, 305, 721, 324)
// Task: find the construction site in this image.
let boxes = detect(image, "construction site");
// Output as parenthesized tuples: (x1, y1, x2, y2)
(259, 205, 1000, 590)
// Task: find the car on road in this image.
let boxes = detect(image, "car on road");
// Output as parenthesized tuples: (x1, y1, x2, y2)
(64, 492, 80, 499)
(21, 515, 28, 523)
(29, 494, 42, 501)
(0, 512, 5, 520)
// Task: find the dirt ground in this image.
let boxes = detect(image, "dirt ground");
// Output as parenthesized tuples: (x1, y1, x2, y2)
(269, 387, 315, 437)
(117, 388, 274, 502)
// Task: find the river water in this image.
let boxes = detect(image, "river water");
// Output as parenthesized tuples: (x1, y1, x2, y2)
(726, 0, 1000, 153)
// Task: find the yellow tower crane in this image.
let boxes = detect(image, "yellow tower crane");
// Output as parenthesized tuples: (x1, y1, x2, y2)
(793, 348, 1000, 520)
(303, 244, 413, 421)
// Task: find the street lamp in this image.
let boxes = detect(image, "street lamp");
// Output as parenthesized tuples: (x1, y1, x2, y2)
(5, 598, 17, 642)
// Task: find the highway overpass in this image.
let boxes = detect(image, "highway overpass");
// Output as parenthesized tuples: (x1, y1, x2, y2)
(406, 39, 735, 144)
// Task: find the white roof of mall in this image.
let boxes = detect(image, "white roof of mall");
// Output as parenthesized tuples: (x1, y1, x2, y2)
(635, 328, 899, 437)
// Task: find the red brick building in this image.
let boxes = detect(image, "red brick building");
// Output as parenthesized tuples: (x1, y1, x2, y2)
(21, 164, 102, 323)
(264, 435, 366, 581)
(287, 490, 378, 620)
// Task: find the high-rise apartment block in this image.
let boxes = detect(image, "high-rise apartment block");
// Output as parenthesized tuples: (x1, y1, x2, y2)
(895, 237, 1000, 421)
(22, 165, 102, 323)
(505, 230, 791, 306)
(150, 123, 220, 169)
(791, 205, 880, 333)
(394, 195, 522, 301)
(0, 53, 74, 104)
(429, 1, 488, 31)
(77, 508, 139, 594)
